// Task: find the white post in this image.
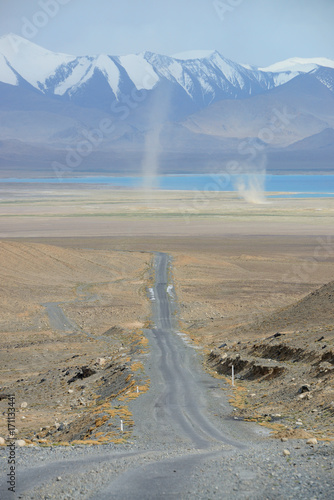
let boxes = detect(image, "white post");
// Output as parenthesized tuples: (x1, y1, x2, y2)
(121, 419, 123, 432)
(137, 386, 139, 393)
(232, 365, 235, 386)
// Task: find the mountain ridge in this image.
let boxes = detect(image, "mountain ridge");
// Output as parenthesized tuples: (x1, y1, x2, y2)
(1, 34, 334, 115)
(0, 34, 333, 176)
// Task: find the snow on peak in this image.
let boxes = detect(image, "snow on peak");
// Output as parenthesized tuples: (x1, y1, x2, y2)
(119, 54, 159, 90)
(0, 33, 73, 89)
(240, 63, 259, 71)
(1, 35, 333, 107)
(172, 50, 217, 61)
(94, 55, 121, 95)
(260, 57, 334, 73)
(54, 55, 121, 97)
(0, 53, 18, 85)
(0, 33, 71, 60)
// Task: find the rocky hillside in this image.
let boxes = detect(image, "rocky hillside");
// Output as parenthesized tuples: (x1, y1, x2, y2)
(207, 281, 334, 438)
(235, 280, 334, 338)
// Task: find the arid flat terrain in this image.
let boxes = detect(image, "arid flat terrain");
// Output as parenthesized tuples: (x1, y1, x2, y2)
(0, 240, 151, 444)
(0, 185, 334, 444)
(1, 184, 334, 238)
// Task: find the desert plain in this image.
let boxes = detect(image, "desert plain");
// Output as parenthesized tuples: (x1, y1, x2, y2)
(0, 184, 334, 444)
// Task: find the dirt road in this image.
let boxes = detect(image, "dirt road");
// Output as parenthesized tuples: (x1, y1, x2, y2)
(1, 253, 333, 499)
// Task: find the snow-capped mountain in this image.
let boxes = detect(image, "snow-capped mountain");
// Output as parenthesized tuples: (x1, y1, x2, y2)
(259, 57, 334, 94)
(1, 34, 333, 119)
(259, 57, 334, 73)
(0, 34, 333, 177)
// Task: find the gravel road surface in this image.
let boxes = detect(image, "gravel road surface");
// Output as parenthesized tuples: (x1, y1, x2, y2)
(1, 252, 333, 499)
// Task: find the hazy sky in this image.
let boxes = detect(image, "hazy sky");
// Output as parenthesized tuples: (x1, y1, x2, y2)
(0, 0, 333, 66)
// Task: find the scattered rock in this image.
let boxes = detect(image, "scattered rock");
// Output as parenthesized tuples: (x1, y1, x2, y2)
(96, 357, 106, 366)
(56, 477, 62, 482)
(298, 393, 312, 400)
(20, 402, 28, 408)
(0, 437, 5, 445)
(68, 389, 74, 394)
(16, 440, 26, 447)
(298, 385, 311, 394)
(306, 438, 318, 445)
(281, 437, 288, 442)
(68, 366, 96, 384)
(283, 449, 290, 456)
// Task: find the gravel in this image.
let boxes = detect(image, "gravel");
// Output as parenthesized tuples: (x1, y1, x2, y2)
(1, 438, 333, 499)
(1, 253, 333, 499)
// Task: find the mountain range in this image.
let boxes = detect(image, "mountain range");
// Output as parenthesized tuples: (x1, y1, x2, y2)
(0, 33, 333, 177)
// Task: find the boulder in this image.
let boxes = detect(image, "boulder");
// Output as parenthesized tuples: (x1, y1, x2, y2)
(306, 438, 318, 445)
(298, 393, 312, 400)
(298, 385, 311, 394)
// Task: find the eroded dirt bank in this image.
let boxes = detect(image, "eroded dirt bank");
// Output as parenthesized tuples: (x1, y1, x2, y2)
(0, 241, 151, 444)
(171, 249, 334, 438)
(1, 234, 334, 444)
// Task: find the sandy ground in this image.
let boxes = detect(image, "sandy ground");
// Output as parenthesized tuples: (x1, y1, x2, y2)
(0, 185, 334, 441)
(0, 240, 151, 442)
(0, 185, 333, 238)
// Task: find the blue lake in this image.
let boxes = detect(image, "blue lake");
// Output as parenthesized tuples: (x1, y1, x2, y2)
(1, 174, 334, 197)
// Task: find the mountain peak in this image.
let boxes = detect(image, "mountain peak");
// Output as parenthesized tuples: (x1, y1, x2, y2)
(0, 34, 74, 90)
(0, 33, 71, 58)
(260, 56, 334, 73)
(172, 50, 218, 61)
(0, 34, 333, 121)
